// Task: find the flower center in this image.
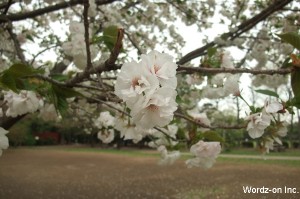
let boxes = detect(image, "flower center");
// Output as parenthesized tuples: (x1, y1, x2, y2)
(153, 65, 160, 74)
(131, 77, 140, 88)
(147, 104, 159, 112)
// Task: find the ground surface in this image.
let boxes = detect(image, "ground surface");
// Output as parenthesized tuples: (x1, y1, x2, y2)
(0, 146, 300, 199)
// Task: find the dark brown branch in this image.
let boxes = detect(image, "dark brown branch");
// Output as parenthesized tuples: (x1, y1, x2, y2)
(105, 28, 124, 67)
(65, 61, 120, 86)
(0, 114, 26, 130)
(177, 66, 292, 75)
(1, 0, 13, 15)
(0, 0, 117, 23)
(6, 23, 26, 63)
(175, 113, 247, 130)
(65, 28, 124, 86)
(83, 0, 92, 70)
(0, 0, 16, 10)
(177, 0, 293, 65)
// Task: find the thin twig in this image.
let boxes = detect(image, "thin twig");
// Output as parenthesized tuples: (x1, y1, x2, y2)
(30, 45, 58, 65)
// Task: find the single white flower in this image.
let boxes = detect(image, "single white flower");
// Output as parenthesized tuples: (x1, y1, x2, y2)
(165, 124, 178, 139)
(157, 145, 180, 165)
(276, 122, 288, 137)
(221, 51, 234, 68)
(211, 74, 226, 86)
(69, 21, 85, 34)
(185, 141, 221, 169)
(131, 87, 177, 129)
(4, 90, 43, 117)
(39, 104, 59, 121)
(201, 86, 225, 99)
(114, 60, 159, 106)
(122, 125, 143, 143)
(187, 110, 211, 128)
(245, 112, 271, 139)
(115, 117, 144, 143)
(190, 141, 221, 158)
(94, 111, 115, 129)
(263, 137, 274, 153)
(88, 0, 97, 17)
(264, 101, 283, 114)
(0, 127, 9, 156)
(140, 50, 177, 88)
(223, 74, 240, 96)
(97, 129, 115, 144)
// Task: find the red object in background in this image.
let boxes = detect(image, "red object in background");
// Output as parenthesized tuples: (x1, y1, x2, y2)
(33, 132, 60, 144)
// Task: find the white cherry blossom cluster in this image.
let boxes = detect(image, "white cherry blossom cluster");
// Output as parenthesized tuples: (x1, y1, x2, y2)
(94, 111, 115, 144)
(115, 50, 178, 129)
(186, 141, 221, 169)
(0, 127, 9, 157)
(62, 21, 97, 70)
(245, 100, 288, 153)
(201, 52, 240, 99)
(3, 90, 44, 117)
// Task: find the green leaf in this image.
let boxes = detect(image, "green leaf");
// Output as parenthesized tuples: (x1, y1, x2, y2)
(7, 63, 36, 77)
(291, 67, 300, 106)
(50, 74, 69, 82)
(277, 32, 300, 51)
(56, 97, 68, 115)
(0, 72, 18, 92)
(255, 89, 279, 98)
(289, 98, 300, 109)
(207, 47, 217, 57)
(52, 84, 83, 98)
(103, 25, 119, 51)
(202, 131, 224, 142)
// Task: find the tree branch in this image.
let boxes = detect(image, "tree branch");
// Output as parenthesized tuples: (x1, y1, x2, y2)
(175, 113, 247, 130)
(83, 0, 92, 70)
(6, 23, 26, 63)
(1, 0, 13, 15)
(0, 0, 117, 23)
(177, 0, 293, 65)
(177, 66, 292, 75)
(105, 28, 124, 67)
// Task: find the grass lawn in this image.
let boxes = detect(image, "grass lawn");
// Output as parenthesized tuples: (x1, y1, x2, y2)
(222, 147, 300, 156)
(28, 145, 300, 168)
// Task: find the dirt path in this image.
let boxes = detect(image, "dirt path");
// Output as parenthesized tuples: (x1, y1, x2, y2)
(0, 147, 299, 199)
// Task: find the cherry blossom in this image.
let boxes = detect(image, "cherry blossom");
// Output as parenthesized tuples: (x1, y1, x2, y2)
(115, 50, 178, 129)
(157, 145, 181, 165)
(98, 129, 115, 144)
(140, 50, 178, 88)
(0, 127, 9, 157)
(264, 101, 283, 114)
(38, 104, 59, 122)
(94, 111, 115, 129)
(131, 87, 177, 129)
(114, 60, 159, 106)
(185, 141, 221, 169)
(4, 90, 43, 117)
(245, 112, 271, 139)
